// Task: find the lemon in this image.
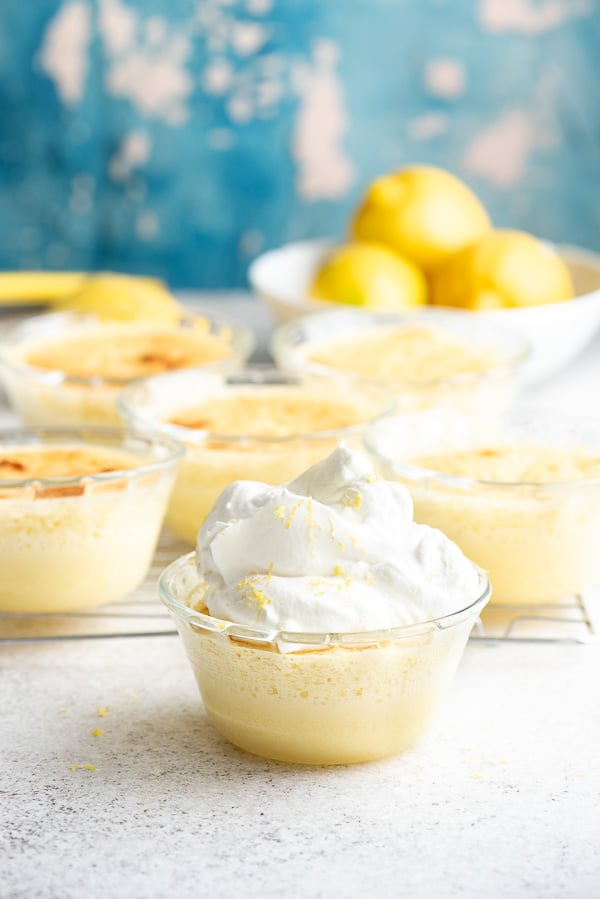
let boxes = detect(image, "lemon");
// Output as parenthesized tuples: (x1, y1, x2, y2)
(351, 166, 490, 271)
(430, 230, 574, 310)
(52, 273, 182, 323)
(308, 242, 427, 310)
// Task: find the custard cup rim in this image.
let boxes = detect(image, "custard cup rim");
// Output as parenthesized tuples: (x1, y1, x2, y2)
(366, 407, 600, 491)
(270, 308, 531, 391)
(0, 425, 185, 492)
(0, 308, 255, 389)
(118, 365, 397, 448)
(158, 551, 491, 649)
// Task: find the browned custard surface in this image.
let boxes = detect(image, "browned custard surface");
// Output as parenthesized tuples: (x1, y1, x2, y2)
(24, 325, 231, 380)
(0, 445, 140, 481)
(168, 387, 368, 437)
(412, 445, 600, 482)
(307, 326, 497, 383)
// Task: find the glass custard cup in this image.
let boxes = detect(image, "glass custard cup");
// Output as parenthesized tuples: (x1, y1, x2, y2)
(119, 367, 395, 544)
(0, 309, 255, 426)
(0, 427, 183, 614)
(271, 309, 529, 411)
(159, 553, 490, 765)
(368, 407, 600, 606)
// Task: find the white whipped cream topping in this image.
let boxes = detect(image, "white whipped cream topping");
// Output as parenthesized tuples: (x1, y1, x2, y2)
(196, 446, 480, 633)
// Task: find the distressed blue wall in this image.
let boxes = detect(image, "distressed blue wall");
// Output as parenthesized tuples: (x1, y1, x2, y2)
(0, 0, 599, 287)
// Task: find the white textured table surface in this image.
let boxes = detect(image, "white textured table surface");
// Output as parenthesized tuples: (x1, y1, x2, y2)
(1, 297, 600, 899)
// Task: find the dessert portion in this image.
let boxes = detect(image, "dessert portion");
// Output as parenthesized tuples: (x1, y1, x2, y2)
(168, 387, 364, 438)
(160, 446, 488, 765)
(304, 324, 495, 384)
(0, 313, 253, 426)
(272, 311, 526, 412)
(370, 412, 600, 605)
(0, 431, 181, 614)
(23, 324, 232, 380)
(120, 369, 392, 544)
(0, 444, 138, 483)
(411, 445, 600, 483)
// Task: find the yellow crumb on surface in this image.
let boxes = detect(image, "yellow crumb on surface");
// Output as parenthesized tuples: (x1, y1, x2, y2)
(469, 772, 483, 780)
(127, 690, 139, 702)
(59, 706, 70, 713)
(91, 728, 103, 737)
(69, 764, 96, 772)
(96, 705, 110, 717)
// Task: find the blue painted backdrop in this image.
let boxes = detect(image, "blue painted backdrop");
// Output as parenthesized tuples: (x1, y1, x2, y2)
(0, 0, 599, 287)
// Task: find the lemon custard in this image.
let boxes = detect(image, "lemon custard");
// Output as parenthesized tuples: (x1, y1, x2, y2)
(371, 416, 600, 606)
(23, 323, 233, 381)
(0, 432, 181, 614)
(160, 447, 488, 765)
(120, 370, 393, 544)
(0, 444, 138, 484)
(167, 387, 366, 438)
(1, 313, 252, 426)
(305, 324, 495, 384)
(412, 445, 600, 484)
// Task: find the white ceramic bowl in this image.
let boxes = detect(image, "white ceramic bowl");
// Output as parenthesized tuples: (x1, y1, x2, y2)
(249, 238, 600, 383)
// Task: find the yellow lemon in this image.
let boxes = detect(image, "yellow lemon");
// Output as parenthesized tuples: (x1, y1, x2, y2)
(52, 272, 182, 323)
(308, 242, 427, 310)
(351, 166, 491, 271)
(430, 230, 574, 310)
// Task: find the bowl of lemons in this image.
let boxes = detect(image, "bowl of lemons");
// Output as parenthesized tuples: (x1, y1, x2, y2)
(249, 166, 600, 383)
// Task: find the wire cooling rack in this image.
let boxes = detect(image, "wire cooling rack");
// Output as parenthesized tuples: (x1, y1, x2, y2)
(0, 532, 597, 645)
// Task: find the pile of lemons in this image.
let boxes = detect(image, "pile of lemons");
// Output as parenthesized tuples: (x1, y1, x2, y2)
(310, 166, 574, 311)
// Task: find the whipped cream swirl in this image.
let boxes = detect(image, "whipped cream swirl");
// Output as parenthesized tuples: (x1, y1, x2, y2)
(196, 446, 480, 633)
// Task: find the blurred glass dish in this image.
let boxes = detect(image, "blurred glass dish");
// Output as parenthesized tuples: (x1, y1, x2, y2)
(0, 310, 254, 426)
(367, 406, 600, 605)
(0, 427, 183, 613)
(250, 238, 600, 383)
(271, 308, 528, 412)
(159, 551, 489, 765)
(120, 366, 395, 543)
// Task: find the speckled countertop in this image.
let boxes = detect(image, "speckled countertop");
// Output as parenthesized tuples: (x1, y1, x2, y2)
(1, 299, 600, 899)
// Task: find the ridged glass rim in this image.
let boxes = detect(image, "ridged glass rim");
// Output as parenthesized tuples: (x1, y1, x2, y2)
(0, 425, 185, 491)
(270, 308, 531, 391)
(0, 308, 255, 388)
(366, 406, 600, 490)
(158, 551, 491, 649)
(119, 364, 397, 447)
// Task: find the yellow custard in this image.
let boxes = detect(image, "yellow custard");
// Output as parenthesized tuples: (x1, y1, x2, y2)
(413, 445, 600, 483)
(179, 622, 474, 765)
(0, 444, 139, 482)
(168, 386, 367, 438)
(398, 443, 600, 605)
(24, 325, 232, 380)
(141, 374, 383, 543)
(0, 439, 178, 613)
(307, 325, 496, 384)
(1, 314, 251, 426)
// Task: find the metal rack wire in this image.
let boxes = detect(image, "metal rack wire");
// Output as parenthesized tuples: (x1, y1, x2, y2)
(472, 592, 596, 644)
(1, 532, 597, 645)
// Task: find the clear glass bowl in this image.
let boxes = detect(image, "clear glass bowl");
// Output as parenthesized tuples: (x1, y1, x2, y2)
(159, 552, 490, 765)
(0, 427, 183, 613)
(0, 310, 255, 426)
(119, 366, 395, 544)
(368, 407, 600, 605)
(271, 309, 529, 411)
